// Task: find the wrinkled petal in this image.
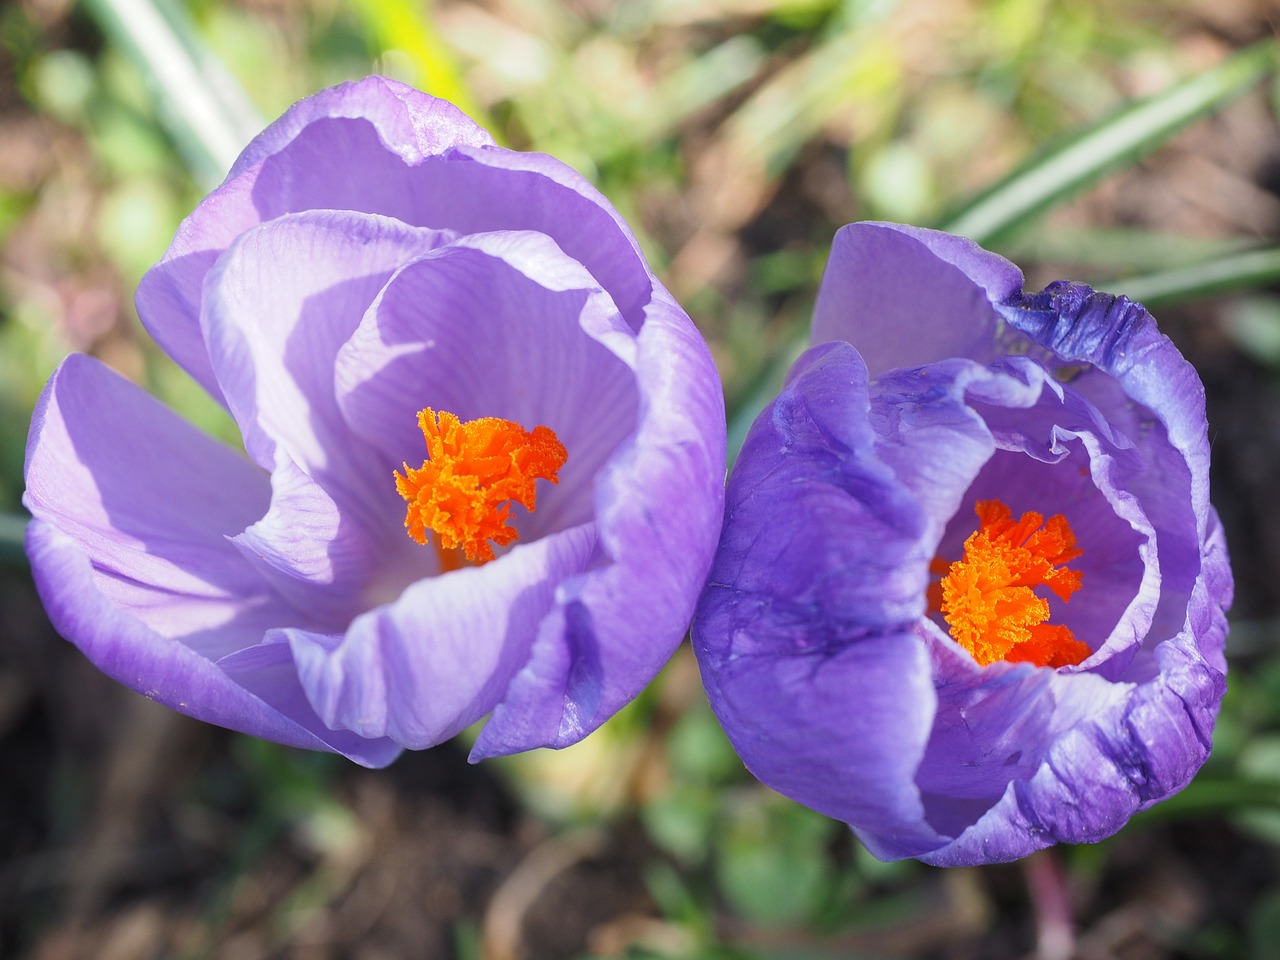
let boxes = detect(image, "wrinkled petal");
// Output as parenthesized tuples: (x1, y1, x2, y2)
(924, 610, 1226, 866)
(999, 284, 1213, 651)
(812, 222, 1024, 376)
(874, 355, 1159, 670)
(693, 342, 943, 855)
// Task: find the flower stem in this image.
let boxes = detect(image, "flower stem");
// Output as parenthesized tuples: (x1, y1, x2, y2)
(1023, 849, 1075, 960)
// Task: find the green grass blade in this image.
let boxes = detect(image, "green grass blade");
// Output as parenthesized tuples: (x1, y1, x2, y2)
(941, 40, 1277, 246)
(1129, 775, 1280, 824)
(1002, 227, 1253, 275)
(1112, 247, 1280, 307)
(81, 0, 264, 188)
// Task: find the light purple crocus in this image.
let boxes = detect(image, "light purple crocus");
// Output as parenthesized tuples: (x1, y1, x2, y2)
(693, 222, 1231, 866)
(24, 77, 726, 767)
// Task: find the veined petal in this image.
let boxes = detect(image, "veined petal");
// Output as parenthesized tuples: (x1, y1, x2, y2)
(37, 77, 729, 770)
(921, 604, 1226, 867)
(201, 210, 451, 500)
(693, 342, 941, 852)
(137, 79, 655, 400)
(28, 520, 397, 766)
(474, 284, 725, 756)
(229, 451, 381, 629)
(286, 522, 598, 748)
(136, 77, 493, 400)
(811, 222, 1024, 376)
(23, 354, 281, 658)
(335, 231, 639, 548)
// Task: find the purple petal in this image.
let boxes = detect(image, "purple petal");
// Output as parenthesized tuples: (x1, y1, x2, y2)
(693, 342, 943, 855)
(921, 610, 1226, 867)
(999, 284, 1220, 657)
(137, 78, 655, 399)
(27, 520, 399, 766)
(227, 75, 494, 179)
(913, 646, 1131, 837)
(286, 522, 599, 749)
(474, 285, 726, 757)
(23, 354, 281, 658)
(811, 222, 1024, 376)
(335, 230, 640, 545)
(20, 354, 401, 763)
(228, 453, 381, 629)
(135, 77, 493, 400)
(201, 211, 450, 494)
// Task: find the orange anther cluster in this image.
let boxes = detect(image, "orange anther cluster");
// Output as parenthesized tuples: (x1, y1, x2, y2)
(938, 499, 1090, 669)
(395, 408, 567, 566)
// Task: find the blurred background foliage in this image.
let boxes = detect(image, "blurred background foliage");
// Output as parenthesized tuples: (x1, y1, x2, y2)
(2, 0, 1280, 958)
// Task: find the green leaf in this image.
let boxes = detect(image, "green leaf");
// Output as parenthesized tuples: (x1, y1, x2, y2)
(81, 0, 263, 188)
(941, 40, 1277, 245)
(1107, 247, 1280, 307)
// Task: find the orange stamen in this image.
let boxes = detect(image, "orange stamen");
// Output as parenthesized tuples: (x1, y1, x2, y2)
(938, 499, 1090, 669)
(395, 408, 567, 566)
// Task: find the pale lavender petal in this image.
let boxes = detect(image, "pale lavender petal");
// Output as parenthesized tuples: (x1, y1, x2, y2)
(390, 145, 655, 327)
(229, 452, 379, 630)
(23, 354, 284, 658)
(335, 231, 640, 545)
(287, 523, 599, 749)
(135, 77, 493, 399)
(474, 285, 725, 757)
(27, 520, 397, 766)
(228, 75, 494, 179)
(201, 210, 450, 495)
(35, 77, 729, 772)
(811, 222, 1024, 376)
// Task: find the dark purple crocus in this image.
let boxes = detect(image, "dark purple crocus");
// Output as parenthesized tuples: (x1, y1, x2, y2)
(25, 77, 725, 767)
(693, 222, 1231, 865)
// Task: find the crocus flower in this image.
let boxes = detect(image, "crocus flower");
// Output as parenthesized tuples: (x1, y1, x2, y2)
(24, 77, 725, 767)
(693, 222, 1231, 865)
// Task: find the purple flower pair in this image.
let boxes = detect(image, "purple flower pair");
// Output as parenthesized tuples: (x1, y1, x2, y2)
(26, 80, 1230, 863)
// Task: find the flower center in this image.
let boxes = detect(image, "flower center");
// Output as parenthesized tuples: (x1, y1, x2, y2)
(937, 499, 1090, 669)
(395, 408, 567, 570)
